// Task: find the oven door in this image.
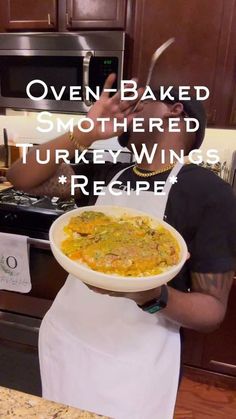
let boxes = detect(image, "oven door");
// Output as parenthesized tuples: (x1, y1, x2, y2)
(0, 311, 42, 396)
(0, 237, 67, 396)
(0, 237, 67, 318)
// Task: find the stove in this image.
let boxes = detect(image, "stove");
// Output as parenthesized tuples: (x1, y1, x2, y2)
(0, 189, 72, 396)
(0, 188, 76, 239)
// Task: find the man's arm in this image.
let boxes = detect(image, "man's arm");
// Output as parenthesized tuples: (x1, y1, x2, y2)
(163, 271, 234, 332)
(7, 74, 144, 197)
(6, 117, 90, 194)
(91, 271, 233, 332)
(24, 163, 75, 199)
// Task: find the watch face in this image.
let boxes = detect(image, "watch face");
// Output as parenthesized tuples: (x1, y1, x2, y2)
(140, 286, 168, 313)
(145, 304, 162, 314)
(141, 301, 162, 313)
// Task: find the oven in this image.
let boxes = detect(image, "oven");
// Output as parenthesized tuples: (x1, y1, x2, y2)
(0, 189, 71, 395)
(0, 31, 124, 113)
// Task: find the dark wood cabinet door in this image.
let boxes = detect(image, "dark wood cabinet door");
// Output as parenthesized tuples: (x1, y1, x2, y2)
(183, 278, 236, 376)
(182, 329, 205, 368)
(4, 0, 57, 30)
(221, 2, 236, 127)
(201, 278, 236, 376)
(130, 0, 235, 123)
(65, 0, 126, 29)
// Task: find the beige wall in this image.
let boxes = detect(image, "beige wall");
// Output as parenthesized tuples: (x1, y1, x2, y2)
(201, 128, 236, 167)
(0, 113, 235, 168)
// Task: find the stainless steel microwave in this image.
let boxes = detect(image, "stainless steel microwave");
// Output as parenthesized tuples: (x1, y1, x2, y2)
(0, 32, 124, 113)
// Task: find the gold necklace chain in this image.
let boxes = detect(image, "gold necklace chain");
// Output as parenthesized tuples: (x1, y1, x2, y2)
(133, 163, 176, 178)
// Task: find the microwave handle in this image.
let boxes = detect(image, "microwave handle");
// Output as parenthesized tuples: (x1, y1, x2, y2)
(83, 52, 93, 107)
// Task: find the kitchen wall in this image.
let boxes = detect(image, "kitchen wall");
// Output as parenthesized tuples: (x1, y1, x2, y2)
(0, 112, 235, 173)
(201, 129, 236, 167)
(0, 112, 119, 150)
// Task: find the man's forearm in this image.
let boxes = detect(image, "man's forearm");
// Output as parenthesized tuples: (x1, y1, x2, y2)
(163, 286, 226, 332)
(7, 75, 144, 191)
(6, 129, 92, 191)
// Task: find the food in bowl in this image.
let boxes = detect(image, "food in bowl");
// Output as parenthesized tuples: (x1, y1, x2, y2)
(61, 210, 180, 277)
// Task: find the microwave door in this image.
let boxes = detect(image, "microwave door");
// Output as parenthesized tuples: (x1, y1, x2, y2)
(87, 54, 120, 104)
(0, 31, 124, 113)
(83, 53, 120, 107)
(0, 52, 92, 113)
(0, 51, 121, 113)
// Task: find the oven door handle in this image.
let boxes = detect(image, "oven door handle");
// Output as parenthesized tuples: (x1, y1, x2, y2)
(83, 51, 94, 107)
(28, 238, 50, 250)
(0, 317, 39, 333)
(0, 311, 40, 346)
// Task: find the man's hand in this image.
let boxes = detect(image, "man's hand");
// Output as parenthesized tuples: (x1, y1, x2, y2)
(87, 252, 190, 305)
(87, 254, 190, 306)
(75, 74, 144, 145)
(87, 284, 161, 306)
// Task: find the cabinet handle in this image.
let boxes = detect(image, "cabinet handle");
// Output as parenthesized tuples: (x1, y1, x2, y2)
(66, 12, 71, 26)
(47, 13, 51, 26)
(230, 109, 236, 125)
(207, 108, 216, 124)
(210, 360, 236, 372)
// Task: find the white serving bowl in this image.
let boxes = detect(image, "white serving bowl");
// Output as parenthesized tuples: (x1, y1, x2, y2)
(49, 205, 188, 292)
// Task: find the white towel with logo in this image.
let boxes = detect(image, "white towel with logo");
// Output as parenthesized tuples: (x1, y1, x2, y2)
(0, 233, 31, 293)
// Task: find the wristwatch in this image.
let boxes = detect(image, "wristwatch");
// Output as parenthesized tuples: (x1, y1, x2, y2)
(139, 285, 168, 314)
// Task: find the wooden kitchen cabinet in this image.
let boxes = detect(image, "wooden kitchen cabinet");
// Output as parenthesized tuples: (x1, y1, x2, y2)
(0, 0, 235, 126)
(219, 2, 236, 128)
(1, 0, 127, 32)
(3, 0, 57, 30)
(64, 0, 126, 29)
(128, 0, 236, 126)
(202, 278, 236, 376)
(183, 277, 236, 378)
(228, 91, 236, 127)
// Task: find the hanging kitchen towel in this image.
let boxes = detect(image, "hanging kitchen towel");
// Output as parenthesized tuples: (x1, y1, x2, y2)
(0, 233, 31, 293)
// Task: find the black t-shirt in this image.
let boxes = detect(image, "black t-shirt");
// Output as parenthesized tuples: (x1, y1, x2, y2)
(73, 162, 236, 292)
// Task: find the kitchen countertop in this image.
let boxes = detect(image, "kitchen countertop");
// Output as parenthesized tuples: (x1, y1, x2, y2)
(0, 386, 109, 419)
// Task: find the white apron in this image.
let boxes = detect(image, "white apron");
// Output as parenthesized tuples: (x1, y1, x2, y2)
(39, 162, 183, 419)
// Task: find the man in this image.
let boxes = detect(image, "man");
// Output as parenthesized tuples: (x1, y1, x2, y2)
(7, 75, 236, 419)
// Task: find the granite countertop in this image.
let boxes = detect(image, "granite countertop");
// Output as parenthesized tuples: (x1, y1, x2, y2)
(0, 386, 109, 419)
